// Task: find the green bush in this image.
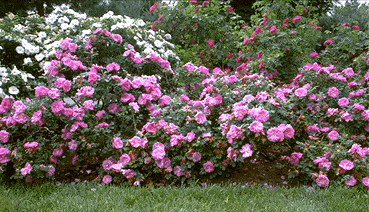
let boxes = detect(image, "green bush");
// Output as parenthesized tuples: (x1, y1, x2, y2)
(319, 0, 369, 32)
(232, 0, 322, 83)
(152, 0, 244, 69)
(81, 0, 159, 22)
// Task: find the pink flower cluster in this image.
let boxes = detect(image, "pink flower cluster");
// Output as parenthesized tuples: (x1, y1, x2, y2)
(129, 136, 147, 148)
(339, 159, 354, 171)
(0, 147, 10, 164)
(240, 144, 253, 158)
(313, 156, 332, 171)
(289, 152, 303, 165)
(21, 162, 32, 176)
(152, 142, 166, 160)
(266, 124, 295, 142)
(348, 144, 369, 158)
(0, 130, 9, 143)
(226, 125, 244, 144)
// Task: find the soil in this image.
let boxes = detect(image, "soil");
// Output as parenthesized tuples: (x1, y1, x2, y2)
(201, 159, 311, 189)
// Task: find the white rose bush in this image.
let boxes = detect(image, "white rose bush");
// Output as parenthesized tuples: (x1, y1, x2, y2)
(1, 1, 369, 190)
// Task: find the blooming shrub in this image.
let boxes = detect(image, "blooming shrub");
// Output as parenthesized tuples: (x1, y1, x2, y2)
(0, 65, 36, 99)
(285, 62, 369, 188)
(316, 23, 369, 72)
(0, 4, 179, 89)
(0, 6, 181, 185)
(233, 0, 323, 83)
(1, 1, 369, 191)
(151, 0, 244, 69)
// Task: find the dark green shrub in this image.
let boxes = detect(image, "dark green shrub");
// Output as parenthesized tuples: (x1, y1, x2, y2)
(233, 0, 322, 83)
(319, 0, 369, 32)
(152, 0, 244, 69)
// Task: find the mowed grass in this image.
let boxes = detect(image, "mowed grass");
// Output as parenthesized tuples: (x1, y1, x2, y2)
(1, 181, 369, 212)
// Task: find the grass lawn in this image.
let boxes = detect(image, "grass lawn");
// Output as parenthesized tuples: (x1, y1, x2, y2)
(1, 180, 369, 212)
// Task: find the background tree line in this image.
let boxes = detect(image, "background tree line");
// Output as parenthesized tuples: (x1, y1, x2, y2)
(1, 0, 339, 24)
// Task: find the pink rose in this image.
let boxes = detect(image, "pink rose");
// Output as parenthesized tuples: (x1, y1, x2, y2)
(207, 39, 214, 48)
(195, 111, 207, 124)
(112, 137, 124, 149)
(292, 15, 301, 24)
(339, 159, 354, 170)
(316, 174, 329, 187)
(102, 175, 112, 184)
(203, 161, 214, 173)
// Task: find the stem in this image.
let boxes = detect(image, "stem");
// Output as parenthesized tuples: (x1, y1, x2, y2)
(258, 150, 273, 162)
(131, 109, 137, 132)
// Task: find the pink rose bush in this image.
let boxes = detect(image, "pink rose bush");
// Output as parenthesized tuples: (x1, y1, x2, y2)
(2, 2, 369, 190)
(0, 8, 184, 185)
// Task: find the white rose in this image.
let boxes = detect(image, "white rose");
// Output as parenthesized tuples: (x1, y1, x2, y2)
(124, 18, 134, 27)
(45, 14, 57, 25)
(21, 73, 28, 82)
(58, 16, 69, 24)
(70, 19, 79, 26)
(60, 3, 69, 10)
(60, 23, 69, 30)
(44, 39, 51, 45)
(15, 46, 25, 54)
(35, 53, 45, 62)
(9, 86, 19, 95)
(102, 11, 114, 19)
(38, 31, 47, 39)
(136, 20, 145, 27)
(0, 67, 7, 76)
(82, 29, 91, 36)
(136, 41, 145, 46)
(11, 66, 21, 75)
(92, 23, 102, 28)
(165, 34, 172, 40)
(24, 58, 32, 65)
(154, 40, 163, 48)
(144, 48, 154, 55)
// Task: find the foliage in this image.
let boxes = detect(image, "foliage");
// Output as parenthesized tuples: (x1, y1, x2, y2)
(231, 0, 323, 83)
(104, 0, 158, 22)
(315, 24, 369, 72)
(152, 0, 244, 69)
(319, 0, 369, 32)
(229, 0, 256, 24)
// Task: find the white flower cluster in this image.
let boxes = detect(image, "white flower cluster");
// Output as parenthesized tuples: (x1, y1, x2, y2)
(18, 39, 40, 55)
(0, 65, 35, 97)
(2, 4, 180, 84)
(13, 24, 26, 33)
(101, 11, 114, 20)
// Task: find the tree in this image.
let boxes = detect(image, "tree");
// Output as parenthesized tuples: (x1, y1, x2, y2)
(0, 0, 57, 17)
(0, 0, 107, 17)
(0, 0, 157, 20)
(230, 0, 256, 24)
(230, 0, 339, 24)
